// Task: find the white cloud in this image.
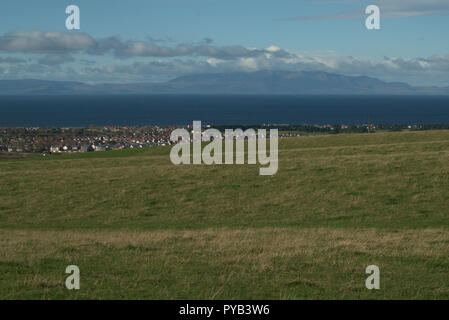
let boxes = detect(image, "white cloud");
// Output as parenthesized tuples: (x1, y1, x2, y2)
(266, 45, 281, 52)
(380, 0, 449, 18)
(206, 58, 224, 67)
(237, 57, 259, 70)
(283, 0, 449, 21)
(0, 31, 95, 53)
(0, 31, 292, 60)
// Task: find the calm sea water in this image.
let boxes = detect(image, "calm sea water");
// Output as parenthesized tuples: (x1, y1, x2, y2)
(1, 95, 449, 127)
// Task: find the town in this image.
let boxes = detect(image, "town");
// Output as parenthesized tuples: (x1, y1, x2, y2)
(0, 123, 446, 158)
(0, 125, 180, 155)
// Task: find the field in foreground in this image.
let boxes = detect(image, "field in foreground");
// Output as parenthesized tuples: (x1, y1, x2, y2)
(0, 130, 448, 299)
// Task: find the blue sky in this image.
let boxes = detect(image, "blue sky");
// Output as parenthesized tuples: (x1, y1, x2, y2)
(1, 0, 449, 85)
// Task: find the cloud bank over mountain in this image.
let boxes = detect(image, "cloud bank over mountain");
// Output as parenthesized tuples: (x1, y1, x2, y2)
(0, 30, 448, 86)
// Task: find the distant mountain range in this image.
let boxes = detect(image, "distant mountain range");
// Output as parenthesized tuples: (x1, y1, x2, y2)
(1, 71, 448, 95)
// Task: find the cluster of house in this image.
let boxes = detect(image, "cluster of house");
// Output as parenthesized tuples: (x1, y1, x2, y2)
(1, 123, 427, 155)
(48, 135, 176, 154)
(48, 140, 171, 154)
(0, 126, 182, 154)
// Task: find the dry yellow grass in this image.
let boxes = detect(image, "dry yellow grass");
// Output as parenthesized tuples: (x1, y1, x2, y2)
(1, 228, 448, 299)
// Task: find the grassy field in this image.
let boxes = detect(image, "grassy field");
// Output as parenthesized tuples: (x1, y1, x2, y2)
(0, 130, 448, 299)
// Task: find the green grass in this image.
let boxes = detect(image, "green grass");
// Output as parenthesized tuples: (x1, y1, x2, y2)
(1, 130, 449, 299)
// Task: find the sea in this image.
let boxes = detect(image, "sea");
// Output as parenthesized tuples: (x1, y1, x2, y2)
(1, 95, 449, 127)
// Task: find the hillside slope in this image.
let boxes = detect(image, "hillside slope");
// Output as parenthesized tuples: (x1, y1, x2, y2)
(1, 131, 448, 299)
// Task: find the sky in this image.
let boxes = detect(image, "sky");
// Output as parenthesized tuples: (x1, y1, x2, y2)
(0, 0, 449, 86)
